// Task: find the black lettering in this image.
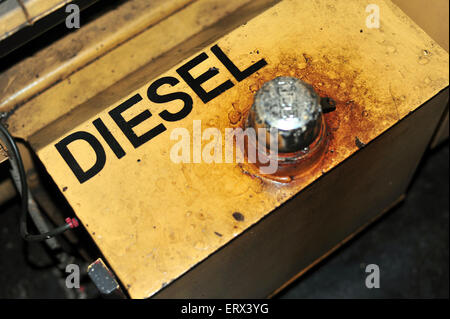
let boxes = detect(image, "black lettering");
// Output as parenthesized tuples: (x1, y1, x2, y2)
(211, 44, 267, 82)
(109, 93, 166, 148)
(55, 131, 106, 184)
(147, 76, 193, 122)
(176, 52, 234, 103)
(92, 118, 126, 159)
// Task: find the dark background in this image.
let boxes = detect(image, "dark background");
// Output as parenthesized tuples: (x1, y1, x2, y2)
(0, 142, 448, 299)
(279, 142, 449, 299)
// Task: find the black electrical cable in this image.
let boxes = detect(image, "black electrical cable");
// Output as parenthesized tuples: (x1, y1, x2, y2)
(0, 121, 75, 241)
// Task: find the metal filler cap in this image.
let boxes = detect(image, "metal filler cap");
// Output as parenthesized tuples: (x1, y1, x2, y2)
(244, 76, 329, 180)
(247, 76, 323, 154)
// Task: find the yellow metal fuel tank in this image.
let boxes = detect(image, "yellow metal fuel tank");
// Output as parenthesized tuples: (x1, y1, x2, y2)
(1, 0, 448, 298)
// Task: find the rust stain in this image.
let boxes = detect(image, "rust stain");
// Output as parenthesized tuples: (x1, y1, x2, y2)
(225, 49, 385, 185)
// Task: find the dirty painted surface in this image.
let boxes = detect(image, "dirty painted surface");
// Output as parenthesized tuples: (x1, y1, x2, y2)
(4, 0, 274, 140)
(34, 0, 448, 298)
(0, 0, 195, 117)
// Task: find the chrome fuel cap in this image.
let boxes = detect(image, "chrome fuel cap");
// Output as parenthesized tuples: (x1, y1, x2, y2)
(246, 76, 323, 154)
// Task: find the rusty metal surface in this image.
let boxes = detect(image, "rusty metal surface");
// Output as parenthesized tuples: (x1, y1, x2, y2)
(153, 87, 449, 298)
(29, 0, 449, 299)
